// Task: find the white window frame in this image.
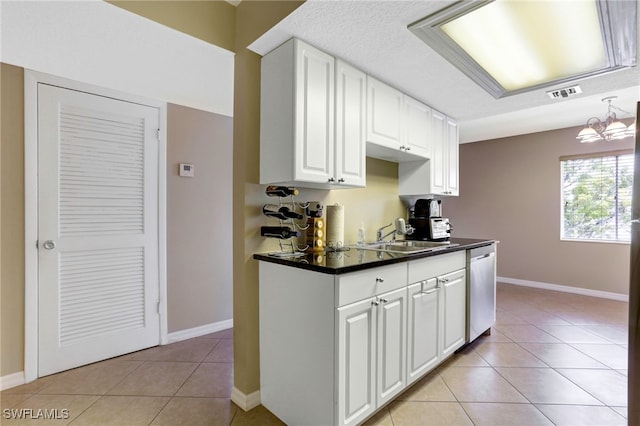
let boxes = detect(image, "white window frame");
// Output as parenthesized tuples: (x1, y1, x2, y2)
(560, 149, 633, 244)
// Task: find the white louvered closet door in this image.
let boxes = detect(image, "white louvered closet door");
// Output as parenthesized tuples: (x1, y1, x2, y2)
(38, 83, 160, 376)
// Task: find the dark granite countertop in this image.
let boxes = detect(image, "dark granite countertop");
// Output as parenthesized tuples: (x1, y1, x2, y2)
(253, 238, 495, 274)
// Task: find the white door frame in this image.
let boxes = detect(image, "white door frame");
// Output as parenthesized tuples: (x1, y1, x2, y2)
(24, 70, 168, 382)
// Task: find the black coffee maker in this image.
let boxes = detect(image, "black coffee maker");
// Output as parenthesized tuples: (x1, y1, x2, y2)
(407, 199, 451, 241)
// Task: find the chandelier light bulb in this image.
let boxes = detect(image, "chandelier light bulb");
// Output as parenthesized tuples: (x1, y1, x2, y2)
(576, 96, 634, 143)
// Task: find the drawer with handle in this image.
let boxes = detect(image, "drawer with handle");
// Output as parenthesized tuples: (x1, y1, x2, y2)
(407, 251, 465, 284)
(336, 263, 407, 307)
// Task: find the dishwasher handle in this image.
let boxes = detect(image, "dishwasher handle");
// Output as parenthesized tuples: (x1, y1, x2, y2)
(471, 252, 495, 262)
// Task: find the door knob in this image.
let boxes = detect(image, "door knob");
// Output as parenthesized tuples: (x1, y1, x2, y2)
(42, 240, 56, 250)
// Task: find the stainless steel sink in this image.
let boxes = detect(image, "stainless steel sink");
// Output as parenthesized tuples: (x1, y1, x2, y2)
(358, 240, 458, 254)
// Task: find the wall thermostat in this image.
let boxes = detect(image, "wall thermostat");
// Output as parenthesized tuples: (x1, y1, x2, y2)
(179, 163, 194, 177)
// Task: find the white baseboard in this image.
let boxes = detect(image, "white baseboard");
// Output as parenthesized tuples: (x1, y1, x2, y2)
(498, 276, 629, 302)
(1, 371, 25, 391)
(231, 386, 261, 411)
(166, 319, 233, 344)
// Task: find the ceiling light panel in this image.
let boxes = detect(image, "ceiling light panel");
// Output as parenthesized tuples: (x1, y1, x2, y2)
(441, 1, 606, 91)
(409, 0, 637, 98)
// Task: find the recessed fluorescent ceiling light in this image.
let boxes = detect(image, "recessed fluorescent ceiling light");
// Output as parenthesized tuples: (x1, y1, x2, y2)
(408, 0, 637, 98)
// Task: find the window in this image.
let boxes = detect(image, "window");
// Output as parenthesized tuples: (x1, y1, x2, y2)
(561, 150, 634, 242)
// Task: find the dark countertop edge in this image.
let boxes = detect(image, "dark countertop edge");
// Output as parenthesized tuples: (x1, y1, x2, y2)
(253, 238, 496, 275)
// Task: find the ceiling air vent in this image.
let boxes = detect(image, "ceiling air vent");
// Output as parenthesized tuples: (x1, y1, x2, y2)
(546, 85, 582, 99)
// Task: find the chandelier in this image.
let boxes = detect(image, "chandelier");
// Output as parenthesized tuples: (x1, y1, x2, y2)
(576, 96, 636, 143)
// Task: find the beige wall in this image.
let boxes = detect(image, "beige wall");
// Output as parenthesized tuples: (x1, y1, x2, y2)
(232, 0, 306, 398)
(1, 63, 25, 376)
(167, 104, 233, 332)
(108, 1, 236, 52)
(446, 126, 633, 295)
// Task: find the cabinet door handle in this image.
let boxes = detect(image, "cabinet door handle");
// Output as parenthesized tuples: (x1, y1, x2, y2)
(328, 177, 335, 183)
(420, 280, 439, 294)
(375, 277, 384, 283)
(338, 178, 345, 183)
(379, 297, 388, 303)
(405, 146, 411, 151)
(371, 299, 380, 306)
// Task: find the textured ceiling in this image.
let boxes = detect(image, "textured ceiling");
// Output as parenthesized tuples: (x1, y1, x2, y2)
(248, 0, 640, 143)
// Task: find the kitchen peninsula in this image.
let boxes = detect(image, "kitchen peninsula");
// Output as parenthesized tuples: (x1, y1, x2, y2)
(254, 238, 496, 426)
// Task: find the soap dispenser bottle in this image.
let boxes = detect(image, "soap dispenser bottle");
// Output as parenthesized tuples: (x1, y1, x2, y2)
(357, 222, 366, 247)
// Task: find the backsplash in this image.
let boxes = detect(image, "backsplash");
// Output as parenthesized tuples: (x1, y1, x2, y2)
(251, 157, 406, 255)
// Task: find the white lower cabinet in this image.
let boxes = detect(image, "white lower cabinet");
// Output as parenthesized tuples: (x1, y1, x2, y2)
(407, 252, 466, 385)
(375, 287, 407, 407)
(442, 269, 467, 357)
(337, 270, 407, 426)
(406, 278, 440, 385)
(338, 297, 376, 426)
(259, 250, 466, 426)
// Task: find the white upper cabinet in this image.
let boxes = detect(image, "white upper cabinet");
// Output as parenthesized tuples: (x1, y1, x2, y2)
(398, 109, 460, 198)
(446, 117, 460, 196)
(260, 39, 334, 187)
(403, 95, 432, 159)
(260, 38, 458, 193)
(366, 77, 402, 151)
(335, 60, 367, 187)
(260, 39, 365, 189)
(366, 77, 429, 162)
(430, 110, 447, 195)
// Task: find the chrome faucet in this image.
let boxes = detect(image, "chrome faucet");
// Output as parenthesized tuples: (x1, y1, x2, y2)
(376, 223, 397, 242)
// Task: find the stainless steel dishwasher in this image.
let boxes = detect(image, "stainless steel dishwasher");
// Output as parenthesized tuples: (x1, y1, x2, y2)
(467, 244, 496, 343)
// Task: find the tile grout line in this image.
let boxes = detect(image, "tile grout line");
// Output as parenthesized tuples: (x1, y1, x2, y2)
(494, 293, 628, 420)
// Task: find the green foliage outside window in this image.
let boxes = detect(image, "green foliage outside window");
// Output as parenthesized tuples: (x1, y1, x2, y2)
(561, 152, 633, 242)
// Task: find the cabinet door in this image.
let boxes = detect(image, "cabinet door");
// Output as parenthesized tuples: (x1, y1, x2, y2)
(441, 269, 466, 357)
(376, 287, 407, 407)
(430, 110, 447, 195)
(446, 118, 459, 196)
(403, 95, 431, 159)
(294, 40, 335, 183)
(338, 298, 376, 426)
(406, 279, 440, 385)
(366, 77, 402, 150)
(335, 60, 366, 187)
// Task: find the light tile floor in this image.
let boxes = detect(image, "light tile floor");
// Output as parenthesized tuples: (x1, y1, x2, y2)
(1, 284, 629, 425)
(365, 283, 629, 426)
